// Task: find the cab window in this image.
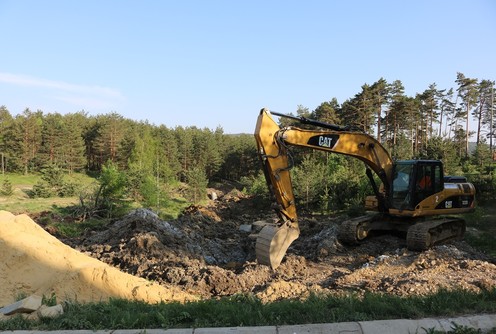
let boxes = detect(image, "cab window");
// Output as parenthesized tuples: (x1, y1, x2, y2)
(391, 163, 414, 209)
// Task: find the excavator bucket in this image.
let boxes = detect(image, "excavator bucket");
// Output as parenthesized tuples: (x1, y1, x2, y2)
(256, 224, 299, 269)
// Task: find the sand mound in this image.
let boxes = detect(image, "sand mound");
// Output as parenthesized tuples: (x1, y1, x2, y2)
(0, 211, 196, 307)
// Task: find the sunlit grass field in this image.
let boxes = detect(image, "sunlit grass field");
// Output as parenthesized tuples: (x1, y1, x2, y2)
(0, 173, 96, 214)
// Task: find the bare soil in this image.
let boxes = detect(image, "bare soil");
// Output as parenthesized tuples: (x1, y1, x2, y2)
(55, 185, 496, 303)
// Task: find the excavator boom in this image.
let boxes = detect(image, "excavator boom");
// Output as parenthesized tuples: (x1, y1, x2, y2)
(254, 108, 394, 268)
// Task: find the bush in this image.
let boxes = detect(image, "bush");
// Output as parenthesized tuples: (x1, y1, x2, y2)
(31, 164, 81, 198)
(31, 182, 54, 198)
(240, 172, 270, 208)
(0, 178, 14, 196)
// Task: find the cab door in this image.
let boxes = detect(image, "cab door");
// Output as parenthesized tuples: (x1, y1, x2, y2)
(414, 162, 443, 206)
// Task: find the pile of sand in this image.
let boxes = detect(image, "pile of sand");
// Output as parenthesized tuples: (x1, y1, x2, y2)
(0, 211, 196, 307)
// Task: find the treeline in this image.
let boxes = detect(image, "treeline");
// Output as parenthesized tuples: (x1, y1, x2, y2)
(286, 73, 495, 163)
(0, 107, 260, 215)
(278, 73, 496, 210)
(0, 72, 494, 213)
(0, 108, 259, 181)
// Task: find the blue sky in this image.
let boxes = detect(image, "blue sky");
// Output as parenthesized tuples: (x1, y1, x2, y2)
(0, 1, 495, 134)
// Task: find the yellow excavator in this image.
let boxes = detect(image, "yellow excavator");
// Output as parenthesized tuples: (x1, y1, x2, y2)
(254, 108, 476, 269)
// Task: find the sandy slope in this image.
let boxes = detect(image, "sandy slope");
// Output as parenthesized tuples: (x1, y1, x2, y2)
(0, 211, 196, 307)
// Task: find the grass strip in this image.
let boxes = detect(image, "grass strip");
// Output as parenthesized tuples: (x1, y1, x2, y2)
(1, 289, 496, 330)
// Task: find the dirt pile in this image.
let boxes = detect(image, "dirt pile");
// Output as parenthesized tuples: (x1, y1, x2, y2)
(2, 185, 496, 305)
(64, 188, 496, 303)
(0, 211, 196, 307)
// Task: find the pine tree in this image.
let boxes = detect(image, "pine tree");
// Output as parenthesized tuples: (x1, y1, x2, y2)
(16, 109, 43, 174)
(185, 165, 208, 204)
(385, 80, 406, 150)
(455, 72, 478, 156)
(92, 113, 126, 169)
(418, 83, 441, 141)
(476, 79, 494, 147)
(0, 106, 14, 173)
(61, 112, 87, 173)
(312, 99, 340, 125)
(370, 78, 389, 143)
(155, 125, 181, 182)
(438, 88, 455, 137)
(175, 126, 195, 182)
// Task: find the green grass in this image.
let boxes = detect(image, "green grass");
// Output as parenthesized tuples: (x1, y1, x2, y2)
(464, 206, 496, 257)
(0, 172, 41, 185)
(1, 289, 495, 330)
(158, 197, 190, 220)
(0, 172, 96, 215)
(48, 217, 110, 238)
(0, 172, 190, 222)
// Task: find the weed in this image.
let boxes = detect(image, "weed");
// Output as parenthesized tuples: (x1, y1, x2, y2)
(14, 291, 29, 302)
(42, 293, 57, 307)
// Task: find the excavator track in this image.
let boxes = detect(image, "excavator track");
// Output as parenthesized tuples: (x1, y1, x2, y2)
(338, 215, 374, 245)
(406, 217, 466, 251)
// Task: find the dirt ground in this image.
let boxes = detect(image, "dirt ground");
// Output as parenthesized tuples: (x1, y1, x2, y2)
(49, 185, 496, 303)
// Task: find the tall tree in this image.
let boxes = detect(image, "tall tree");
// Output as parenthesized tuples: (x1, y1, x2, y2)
(92, 113, 126, 168)
(155, 125, 181, 182)
(0, 106, 14, 173)
(175, 126, 195, 181)
(418, 83, 441, 140)
(370, 78, 389, 142)
(185, 165, 208, 204)
(312, 99, 340, 125)
(338, 85, 375, 133)
(219, 134, 257, 181)
(484, 81, 495, 152)
(126, 124, 159, 202)
(191, 127, 224, 179)
(438, 88, 455, 137)
(39, 113, 65, 166)
(385, 80, 406, 149)
(455, 72, 478, 156)
(61, 112, 87, 173)
(16, 109, 43, 174)
(279, 105, 311, 128)
(475, 79, 494, 147)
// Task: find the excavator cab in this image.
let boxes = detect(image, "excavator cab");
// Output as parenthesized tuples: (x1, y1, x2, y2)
(390, 160, 443, 211)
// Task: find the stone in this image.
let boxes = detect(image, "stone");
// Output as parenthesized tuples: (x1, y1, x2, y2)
(37, 304, 64, 318)
(0, 295, 42, 316)
(239, 224, 252, 233)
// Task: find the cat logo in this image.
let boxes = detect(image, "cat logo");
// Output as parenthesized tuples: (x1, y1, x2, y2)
(307, 134, 339, 149)
(318, 136, 334, 148)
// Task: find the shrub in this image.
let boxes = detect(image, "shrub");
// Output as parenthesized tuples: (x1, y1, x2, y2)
(0, 178, 14, 196)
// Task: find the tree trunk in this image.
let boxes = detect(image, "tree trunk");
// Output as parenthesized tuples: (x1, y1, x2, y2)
(465, 103, 470, 157)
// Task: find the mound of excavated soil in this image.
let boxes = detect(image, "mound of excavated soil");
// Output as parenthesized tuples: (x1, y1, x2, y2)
(3, 186, 496, 306)
(63, 189, 496, 303)
(0, 211, 196, 307)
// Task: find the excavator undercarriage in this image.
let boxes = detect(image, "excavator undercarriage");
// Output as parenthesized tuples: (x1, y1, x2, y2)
(337, 214, 466, 251)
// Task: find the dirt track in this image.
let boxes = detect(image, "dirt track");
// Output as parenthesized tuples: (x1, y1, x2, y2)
(53, 186, 496, 303)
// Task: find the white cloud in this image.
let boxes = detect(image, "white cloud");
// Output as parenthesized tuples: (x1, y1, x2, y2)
(0, 72, 124, 99)
(51, 95, 118, 110)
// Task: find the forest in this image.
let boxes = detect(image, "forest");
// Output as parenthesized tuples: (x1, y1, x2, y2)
(0, 72, 495, 218)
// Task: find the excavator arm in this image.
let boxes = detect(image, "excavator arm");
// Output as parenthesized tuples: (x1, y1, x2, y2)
(254, 108, 394, 268)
